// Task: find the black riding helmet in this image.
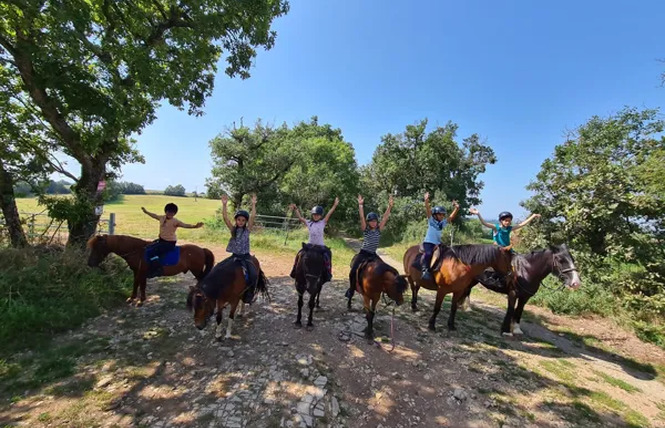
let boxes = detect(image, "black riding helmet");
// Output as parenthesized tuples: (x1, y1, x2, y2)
(234, 210, 250, 220)
(499, 211, 513, 221)
(164, 203, 178, 214)
(431, 206, 447, 215)
(366, 212, 379, 222)
(311, 206, 324, 216)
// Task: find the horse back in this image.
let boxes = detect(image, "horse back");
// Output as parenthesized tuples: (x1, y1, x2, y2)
(402, 245, 420, 273)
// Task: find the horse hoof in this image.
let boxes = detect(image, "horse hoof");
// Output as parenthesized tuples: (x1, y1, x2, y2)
(306, 324, 314, 331)
(215, 335, 223, 342)
(137, 301, 144, 307)
(411, 306, 419, 313)
(294, 321, 302, 329)
(448, 325, 457, 332)
(428, 324, 436, 332)
(502, 332, 514, 337)
(126, 297, 134, 303)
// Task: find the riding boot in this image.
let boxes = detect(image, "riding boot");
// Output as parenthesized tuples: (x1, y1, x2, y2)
(421, 266, 432, 281)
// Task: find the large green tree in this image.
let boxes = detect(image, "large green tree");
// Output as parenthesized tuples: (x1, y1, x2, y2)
(521, 107, 665, 258)
(206, 120, 294, 208)
(362, 119, 496, 211)
(0, 0, 288, 246)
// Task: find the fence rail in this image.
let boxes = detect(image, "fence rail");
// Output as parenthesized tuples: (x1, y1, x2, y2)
(0, 211, 115, 245)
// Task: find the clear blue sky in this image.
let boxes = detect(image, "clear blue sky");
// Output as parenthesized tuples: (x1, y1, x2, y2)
(115, 0, 664, 218)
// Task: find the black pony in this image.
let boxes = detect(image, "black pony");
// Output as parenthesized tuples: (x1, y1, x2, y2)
(293, 244, 326, 329)
(461, 244, 581, 336)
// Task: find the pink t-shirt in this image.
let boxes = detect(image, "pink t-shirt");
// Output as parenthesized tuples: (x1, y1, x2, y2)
(306, 220, 326, 246)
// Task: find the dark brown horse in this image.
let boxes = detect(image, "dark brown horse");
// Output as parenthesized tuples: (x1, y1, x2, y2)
(403, 244, 512, 331)
(460, 244, 581, 335)
(186, 256, 268, 340)
(87, 234, 214, 306)
(352, 260, 408, 339)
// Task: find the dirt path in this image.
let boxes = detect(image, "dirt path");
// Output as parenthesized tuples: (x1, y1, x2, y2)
(2, 250, 665, 428)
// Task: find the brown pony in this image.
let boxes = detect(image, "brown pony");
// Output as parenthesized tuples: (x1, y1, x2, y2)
(353, 260, 408, 339)
(403, 244, 512, 331)
(87, 234, 214, 306)
(186, 256, 268, 340)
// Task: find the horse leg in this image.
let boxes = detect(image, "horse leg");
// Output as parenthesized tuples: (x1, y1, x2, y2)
(306, 290, 316, 329)
(410, 277, 420, 312)
(226, 302, 238, 339)
(137, 276, 148, 307)
(215, 305, 224, 341)
(315, 287, 322, 310)
(513, 296, 529, 335)
(127, 274, 139, 303)
(428, 288, 446, 331)
(460, 283, 475, 312)
(363, 296, 377, 340)
(295, 292, 303, 328)
(447, 291, 464, 331)
(501, 289, 518, 336)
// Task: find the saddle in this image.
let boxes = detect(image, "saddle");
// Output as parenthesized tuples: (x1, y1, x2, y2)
(144, 241, 181, 266)
(414, 244, 446, 271)
(354, 258, 378, 293)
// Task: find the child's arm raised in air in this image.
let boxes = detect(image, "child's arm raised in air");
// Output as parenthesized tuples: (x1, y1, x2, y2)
(248, 194, 257, 231)
(141, 207, 160, 220)
(424, 192, 432, 219)
(289, 204, 308, 226)
(469, 208, 497, 231)
(220, 195, 234, 232)
(379, 195, 394, 231)
(323, 197, 340, 223)
(513, 213, 541, 231)
(447, 200, 460, 223)
(358, 195, 366, 231)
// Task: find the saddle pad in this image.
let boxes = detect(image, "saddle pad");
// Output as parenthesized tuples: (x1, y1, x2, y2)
(145, 247, 181, 266)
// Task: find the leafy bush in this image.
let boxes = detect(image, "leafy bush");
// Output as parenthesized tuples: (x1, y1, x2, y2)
(0, 247, 132, 354)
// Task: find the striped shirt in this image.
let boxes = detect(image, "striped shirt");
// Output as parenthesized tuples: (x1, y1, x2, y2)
(360, 228, 381, 253)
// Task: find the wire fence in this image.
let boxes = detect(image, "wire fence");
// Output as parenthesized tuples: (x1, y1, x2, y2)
(0, 211, 114, 246)
(252, 214, 303, 245)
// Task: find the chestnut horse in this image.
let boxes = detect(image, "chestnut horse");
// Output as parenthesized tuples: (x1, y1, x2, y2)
(186, 256, 268, 340)
(352, 260, 408, 339)
(87, 234, 214, 306)
(403, 244, 512, 331)
(459, 244, 581, 335)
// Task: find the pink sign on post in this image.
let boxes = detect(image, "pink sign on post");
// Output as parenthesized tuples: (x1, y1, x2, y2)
(97, 180, 106, 192)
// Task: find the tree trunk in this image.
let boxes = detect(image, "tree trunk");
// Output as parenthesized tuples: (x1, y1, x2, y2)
(0, 159, 28, 247)
(232, 192, 244, 210)
(67, 158, 105, 247)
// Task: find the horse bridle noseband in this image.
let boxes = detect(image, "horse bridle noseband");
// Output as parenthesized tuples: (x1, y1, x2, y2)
(552, 253, 578, 285)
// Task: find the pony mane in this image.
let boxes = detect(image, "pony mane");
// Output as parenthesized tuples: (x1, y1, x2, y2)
(200, 258, 241, 299)
(86, 234, 102, 248)
(374, 262, 408, 294)
(447, 244, 503, 265)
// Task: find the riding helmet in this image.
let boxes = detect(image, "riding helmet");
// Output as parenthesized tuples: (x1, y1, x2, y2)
(234, 210, 250, 220)
(311, 206, 324, 216)
(164, 203, 178, 214)
(366, 212, 380, 222)
(498, 211, 513, 221)
(431, 206, 447, 215)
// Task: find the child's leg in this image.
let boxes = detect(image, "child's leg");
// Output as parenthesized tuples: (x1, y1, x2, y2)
(290, 249, 303, 278)
(421, 243, 436, 279)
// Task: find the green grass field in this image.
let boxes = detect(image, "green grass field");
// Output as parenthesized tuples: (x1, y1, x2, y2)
(15, 195, 357, 264)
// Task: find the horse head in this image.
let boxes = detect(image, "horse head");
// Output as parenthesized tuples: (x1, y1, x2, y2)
(87, 234, 111, 267)
(387, 274, 409, 306)
(187, 284, 215, 330)
(551, 244, 581, 289)
(302, 249, 324, 293)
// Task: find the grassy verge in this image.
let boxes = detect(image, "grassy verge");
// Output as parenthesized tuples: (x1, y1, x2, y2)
(0, 246, 132, 355)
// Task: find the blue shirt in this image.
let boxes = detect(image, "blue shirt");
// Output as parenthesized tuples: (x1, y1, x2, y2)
(493, 224, 512, 247)
(423, 217, 447, 244)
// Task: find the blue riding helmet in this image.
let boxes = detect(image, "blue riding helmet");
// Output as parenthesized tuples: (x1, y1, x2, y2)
(499, 211, 513, 221)
(234, 210, 250, 220)
(431, 206, 447, 215)
(311, 206, 324, 216)
(366, 212, 379, 222)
